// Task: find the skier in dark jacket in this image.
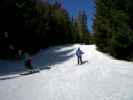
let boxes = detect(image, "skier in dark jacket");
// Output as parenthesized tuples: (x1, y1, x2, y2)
(24, 54, 33, 70)
(76, 48, 84, 64)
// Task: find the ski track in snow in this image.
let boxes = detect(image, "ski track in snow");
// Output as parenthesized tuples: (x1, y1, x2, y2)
(0, 44, 133, 100)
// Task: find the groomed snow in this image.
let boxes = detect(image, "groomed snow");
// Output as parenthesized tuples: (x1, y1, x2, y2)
(0, 44, 133, 100)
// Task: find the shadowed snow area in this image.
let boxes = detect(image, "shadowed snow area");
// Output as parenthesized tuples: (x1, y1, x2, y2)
(0, 44, 133, 100)
(0, 45, 75, 76)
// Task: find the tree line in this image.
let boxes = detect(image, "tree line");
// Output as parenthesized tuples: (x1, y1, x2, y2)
(0, 0, 90, 59)
(1, 0, 132, 61)
(93, 0, 133, 61)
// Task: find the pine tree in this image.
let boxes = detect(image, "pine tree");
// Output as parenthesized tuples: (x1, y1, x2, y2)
(94, 0, 133, 60)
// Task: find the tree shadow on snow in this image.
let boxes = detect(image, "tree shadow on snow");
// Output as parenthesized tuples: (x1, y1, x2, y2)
(0, 45, 75, 77)
(32, 47, 75, 70)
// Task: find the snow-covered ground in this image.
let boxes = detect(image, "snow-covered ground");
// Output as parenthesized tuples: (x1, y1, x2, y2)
(0, 44, 133, 100)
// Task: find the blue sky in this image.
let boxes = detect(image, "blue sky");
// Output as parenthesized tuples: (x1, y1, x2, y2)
(48, 0, 95, 32)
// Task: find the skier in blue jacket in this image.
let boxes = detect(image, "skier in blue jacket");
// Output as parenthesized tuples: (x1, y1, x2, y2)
(76, 48, 84, 64)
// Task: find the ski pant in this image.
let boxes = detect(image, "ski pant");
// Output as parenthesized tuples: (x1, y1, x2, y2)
(77, 56, 82, 64)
